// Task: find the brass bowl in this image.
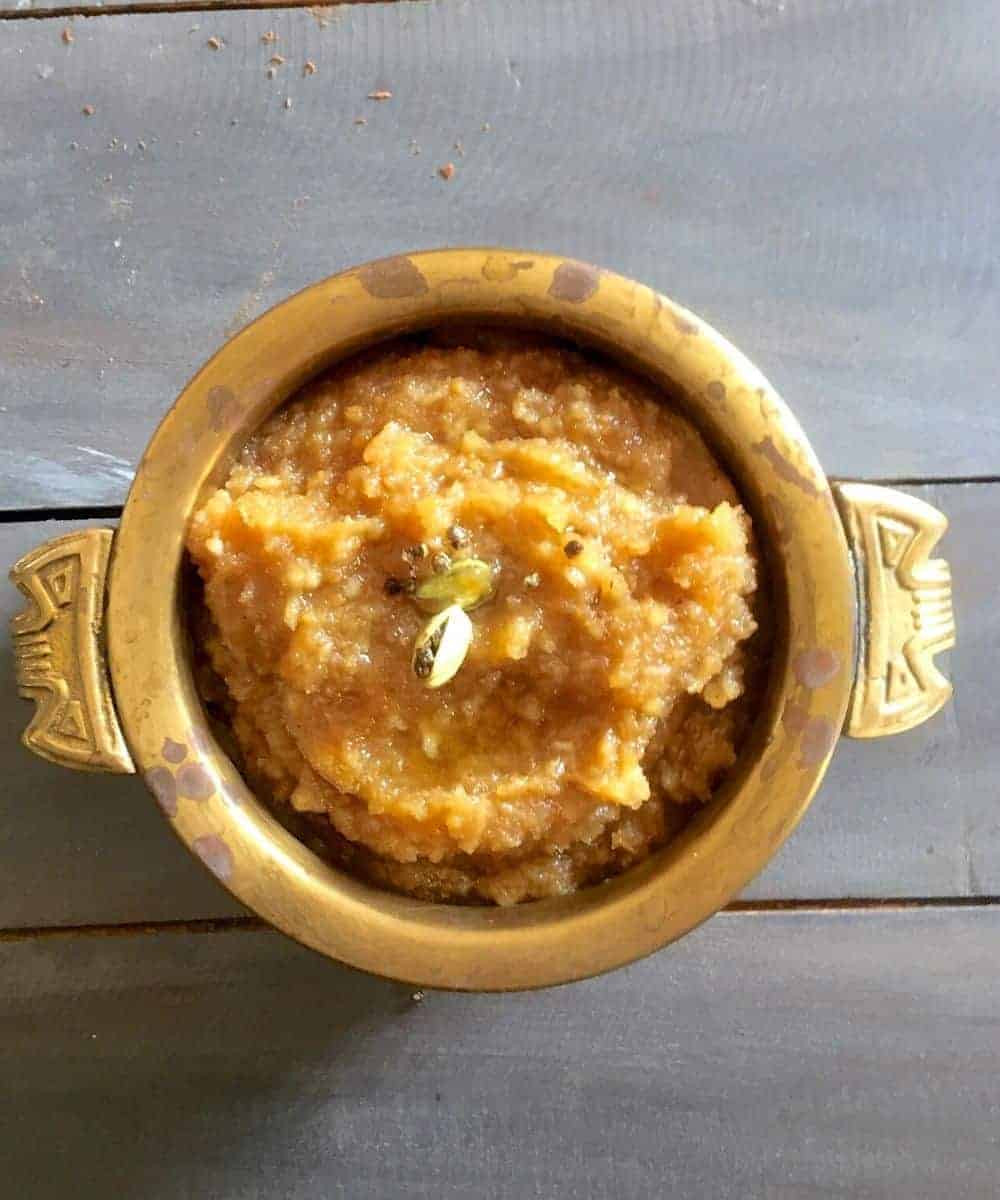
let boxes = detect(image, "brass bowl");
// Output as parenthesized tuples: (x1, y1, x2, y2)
(9, 250, 955, 990)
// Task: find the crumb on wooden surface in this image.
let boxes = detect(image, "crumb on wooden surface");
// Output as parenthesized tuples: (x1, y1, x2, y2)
(270, 54, 286, 66)
(303, 61, 317, 76)
(261, 30, 277, 43)
(82, 104, 95, 116)
(368, 89, 393, 101)
(354, 116, 367, 126)
(206, 36, 223, 51)
(438, 162, 456, 180)
(309, 6, 335, 29)
(61, 25, 74, 44)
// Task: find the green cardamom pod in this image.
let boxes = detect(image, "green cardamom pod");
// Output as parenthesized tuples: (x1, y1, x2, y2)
(414, 557, 496, 614)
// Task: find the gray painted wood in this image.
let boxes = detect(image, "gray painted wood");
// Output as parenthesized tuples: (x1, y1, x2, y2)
(1, 0, 998, 507)
(3, 907, 999, 1198)
(0, 482, 992, 927)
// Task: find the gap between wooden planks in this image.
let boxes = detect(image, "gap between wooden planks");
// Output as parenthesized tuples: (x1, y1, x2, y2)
(3, 895, 1000, 946)
(0, 0, 399, 20)
(1, 475, 998, 523)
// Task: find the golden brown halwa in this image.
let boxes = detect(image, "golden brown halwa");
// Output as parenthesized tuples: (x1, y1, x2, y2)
(187, 333, 762, 905)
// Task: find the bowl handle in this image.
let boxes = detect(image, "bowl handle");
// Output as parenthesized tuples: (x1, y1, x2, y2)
(9, 528, 134, 773)
(832, 482, 955, 738)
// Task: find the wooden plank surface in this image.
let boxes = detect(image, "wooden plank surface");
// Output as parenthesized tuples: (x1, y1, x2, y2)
(3, 907, 999, 1198)
(3, 0, 996, 1193)
(0, 481, 991, 928)
(2, 0, 999, 508)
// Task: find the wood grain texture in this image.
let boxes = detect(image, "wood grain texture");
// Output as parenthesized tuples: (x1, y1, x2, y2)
(3, 908, 999, 1198)
(1, 0, 998, 506)
(0, 482, 992, 927)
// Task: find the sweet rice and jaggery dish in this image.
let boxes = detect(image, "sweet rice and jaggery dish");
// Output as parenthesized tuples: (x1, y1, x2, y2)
(187, 331, 763, 905)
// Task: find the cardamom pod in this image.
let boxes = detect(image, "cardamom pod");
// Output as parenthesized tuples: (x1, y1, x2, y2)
(414, 557, 496, 614)
(412, 604, 473, 688)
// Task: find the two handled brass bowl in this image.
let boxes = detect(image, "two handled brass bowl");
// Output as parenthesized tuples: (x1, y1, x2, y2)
(9, 250, 955, 990)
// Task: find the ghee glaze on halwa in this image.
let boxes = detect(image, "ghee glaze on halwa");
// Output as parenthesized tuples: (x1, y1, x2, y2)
(187, 332, 762, 905)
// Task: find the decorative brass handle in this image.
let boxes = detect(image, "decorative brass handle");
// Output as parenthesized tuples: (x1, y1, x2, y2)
(9, 528, 134, 773)
(833, 482, 955, 738)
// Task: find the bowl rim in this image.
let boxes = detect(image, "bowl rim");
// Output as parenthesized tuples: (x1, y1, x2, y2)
(106, 248, 855, 990)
